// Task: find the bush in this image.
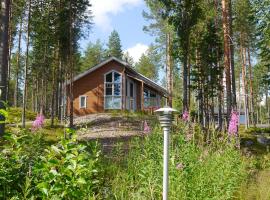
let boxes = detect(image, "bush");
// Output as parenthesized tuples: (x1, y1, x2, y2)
(33, 132, 101, 199)
(0, 131, 44, 199)
(245, 127, 270, 134)
(7, 107, 37, 124)
(0, 129, 102, 199)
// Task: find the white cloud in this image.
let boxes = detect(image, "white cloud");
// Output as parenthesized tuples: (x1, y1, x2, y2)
(91, 0, 143, 31)
(124, 43, 148, 62)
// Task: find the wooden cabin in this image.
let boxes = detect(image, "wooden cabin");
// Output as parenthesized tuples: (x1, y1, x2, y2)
(66, 57, 168, 116)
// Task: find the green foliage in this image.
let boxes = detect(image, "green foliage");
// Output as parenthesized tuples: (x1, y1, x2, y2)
(253, 0, 270, 67)
(106, 30, 123, 59)
(7, 107, 36, 124)
(0, 131, 44, 199)
(135, 45, 160, 82)
(105, 126, 248, 199)
(0, 128, 102, 199)
(80, 39, 105, 72)
(122, 51, 134, 66)
(33, 134, 101, 199)
(245, 127, 270, 134)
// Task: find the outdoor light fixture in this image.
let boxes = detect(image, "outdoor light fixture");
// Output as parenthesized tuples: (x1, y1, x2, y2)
(155, 106, 178, 200)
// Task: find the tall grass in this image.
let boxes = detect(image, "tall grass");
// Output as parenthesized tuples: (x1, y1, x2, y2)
(104, 125, 248, 200)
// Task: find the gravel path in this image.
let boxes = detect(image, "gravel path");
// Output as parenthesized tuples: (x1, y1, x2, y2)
(74, 113, 155, 140)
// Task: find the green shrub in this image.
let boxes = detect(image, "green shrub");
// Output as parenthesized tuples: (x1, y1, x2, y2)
(0, 128, 102, 199)
(7, 107, 37, 124)
(32, 131, 101, 199)
(245, 127, 270, 134)
(0, 131, 44, 199)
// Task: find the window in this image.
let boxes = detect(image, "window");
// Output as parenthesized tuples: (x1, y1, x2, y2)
(79, 95, 87, 108)
(104, 71, 122, 109)
(144, 89, 158, 108)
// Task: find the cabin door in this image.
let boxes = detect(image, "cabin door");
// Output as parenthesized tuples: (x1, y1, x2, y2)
(126, 79, 136, 111)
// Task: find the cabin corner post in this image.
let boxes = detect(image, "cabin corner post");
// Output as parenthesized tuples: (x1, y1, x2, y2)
(141, 81, 144, 111)
(122, 70, 126, 111)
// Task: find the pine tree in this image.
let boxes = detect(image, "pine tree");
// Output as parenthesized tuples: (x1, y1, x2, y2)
(80, 40, 105, 72)
(0, 0, 10, 135)
(144, 0, 175, 107)
(159, 0, 202, 111)
(135, 45, 160, 82)
(106, 30, 123, 59)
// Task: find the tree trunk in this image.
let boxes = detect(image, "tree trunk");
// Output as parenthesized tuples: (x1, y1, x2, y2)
(22, 0, 31, 128)
(266, 90, 269, 124)
(6, 0, 12, 102)
(222, 0, 232, 124)
(214, 0, 223, 130)
(166, 32, 173, 107)
(14, 16, 22, 107)
(50, 65, 56, 127)
(240, 44, 249, 129)
(0, 0, 10, 135)
(247, 46, 255, 125)
(228, 0, 236, 109)
(68, 1, 74, 128)
(183, 49, 189, 111)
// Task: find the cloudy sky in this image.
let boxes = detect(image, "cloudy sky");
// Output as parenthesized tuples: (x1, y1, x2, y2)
(79, 0, 154, 62)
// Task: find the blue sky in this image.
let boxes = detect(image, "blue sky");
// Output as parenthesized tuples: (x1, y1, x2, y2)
(79, 0, 155, 62)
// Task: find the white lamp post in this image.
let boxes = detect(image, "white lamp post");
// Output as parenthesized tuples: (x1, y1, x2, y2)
(155, 106, 178, 200)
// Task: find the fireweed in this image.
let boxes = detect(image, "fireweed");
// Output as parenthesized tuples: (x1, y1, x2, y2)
(32, 114, 45, 131)
(143, 120, 150, 134)
(182, 110, 189, 122)
(228, 110, 239, 136)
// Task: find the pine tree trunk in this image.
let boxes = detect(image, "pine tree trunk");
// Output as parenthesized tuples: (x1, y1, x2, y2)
(6, 1, 12, 102)
(187, 53, 191, 109)
(240, 43, 249, 129)
(50, 65, 56, 127)
(222, 0, 232, 123)
(183, 51, 189, 111)
(247, 46, 255, 125)
(22, 0, 31, 128)
(68, 1, 74, 128)
(266, 90, 269, 124)
(14, 16, 22, 107)
(58, 60, 63, 120)
(228, 0, 236, 108)
(166, 32, 173, 107)
(214, 0, 223, 130)
(0, 0, 10, 135)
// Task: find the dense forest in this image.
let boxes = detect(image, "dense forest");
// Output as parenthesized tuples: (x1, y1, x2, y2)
(0, 0, 269, 131)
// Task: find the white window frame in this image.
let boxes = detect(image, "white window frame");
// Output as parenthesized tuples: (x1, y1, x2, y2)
(79, 95, 87, 109)
(104, 70, 122, 109)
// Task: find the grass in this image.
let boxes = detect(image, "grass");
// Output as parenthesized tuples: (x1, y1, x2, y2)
(2, 113, 270, 199)
(99, 125, 248, 200)
(236, 125, 270, 199)
(7, 123, 64, 143)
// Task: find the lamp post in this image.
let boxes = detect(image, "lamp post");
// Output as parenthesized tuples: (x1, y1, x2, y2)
(155, 106, 178, 200)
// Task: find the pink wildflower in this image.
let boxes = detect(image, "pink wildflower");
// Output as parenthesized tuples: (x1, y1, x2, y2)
(32, 114, 45, 131)
(176, 163, 184, 170)
(228, 110, 239, 136)
(182, 110, 189, 122)
(143, 120, 150, 134)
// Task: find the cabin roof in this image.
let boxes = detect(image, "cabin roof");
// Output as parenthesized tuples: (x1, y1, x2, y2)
(71, 57, 168, 96)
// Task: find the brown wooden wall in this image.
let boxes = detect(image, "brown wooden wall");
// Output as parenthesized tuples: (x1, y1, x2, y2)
(68, 60, 125, 116)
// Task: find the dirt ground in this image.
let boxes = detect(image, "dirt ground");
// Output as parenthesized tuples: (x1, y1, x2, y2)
(74, 113, 157, 140)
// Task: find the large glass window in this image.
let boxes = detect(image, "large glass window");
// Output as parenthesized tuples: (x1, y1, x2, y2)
(144, 89, 158, 108)
(105, 71, 122, 109)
